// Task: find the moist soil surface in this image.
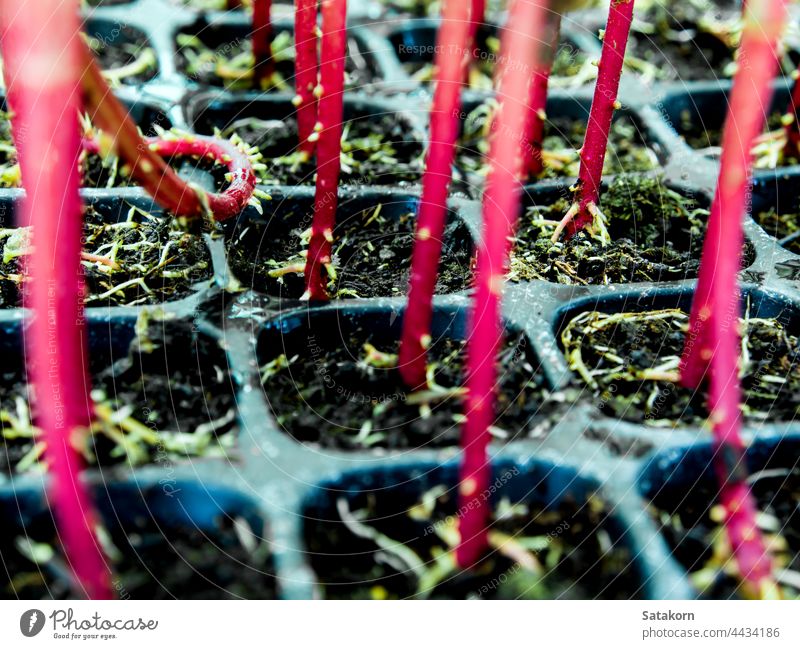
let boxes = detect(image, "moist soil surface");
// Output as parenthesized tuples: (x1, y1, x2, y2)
(88, 26, 158, 85)
(0, 205, 212, 308)
(457, 111, 657, 183)
(508, 176, 754, 285)
(0, 321, 237, 474)
(305, 486, 640, 599)
(1, 511, 275, 598)
(260, 327, 556, 450)
(649, 466, 800, 599)
(625, 26, 734, 82)
(176, 29, 378, 90)
(226, 203, 472, 299)
(754, 205, 800, 254)
(679, 112, 796, 167)
(561, 308, 800, 427)
(401, 39, 590, 91)
(216, 112, 423, 186)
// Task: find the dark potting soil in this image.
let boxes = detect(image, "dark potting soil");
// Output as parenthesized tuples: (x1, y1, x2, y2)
(457, 110, 657, 181)
(81, 148, 232, 191)
(261, 329, 556, 450)
(305, 487, 640, 599)
(87, 26, 158, 85)
(0, 321, 237, 474)
(754, 205, 800, 254)
(218, 112, 424, 186)
(1, 512, 275, 599)
(403, 39, 589, 91)
(678, 112, 796, 167)
(625, 26, 734, 82)
(226, 204, 472, 299)
(175, 29, 378, 91)
(0, 205, 211, 308)
(649, 466, 800, 599)
(561, 307, 800, 427)
(509, 176, 753, 285)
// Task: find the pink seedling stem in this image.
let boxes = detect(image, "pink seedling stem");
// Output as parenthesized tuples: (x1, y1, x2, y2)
(252, 0, 275, 89)
(302, 0, 347, 300)
(80, 44, 256, 221)
(398, 0, 472, 389)
(1, 0, 111, 599)
(524, 12, 561, 178)
(551, 0, 635, 241)
(782, 67, 800, 160)
(294, 0, 319, 158)
(680, 0, 786, 598)
(468, 0, 485, 48)
(456, 0, 547, 569)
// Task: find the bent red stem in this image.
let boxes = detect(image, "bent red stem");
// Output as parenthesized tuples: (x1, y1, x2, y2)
(681, 0, 786, 598)
(524, 12, 561, 178)
(555, 0, 634, 239)
(456, 0, 547, 569)
(252, 0, 275, 89)
(782, 67, 800, 160)
(79, 41, 256, 221)
(398, 0, 472, 389)
(294, 0, 319, 157)
(1, 0, 111, 599)
(302, 0, 347, 300)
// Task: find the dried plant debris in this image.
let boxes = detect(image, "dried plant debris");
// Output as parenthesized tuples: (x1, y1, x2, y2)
(649, 465, 800, 599)
(227, 203, 471, 299)
(679, 112, 797, 169)
(0, 319, 237, 474)
(176, 30, 377, 90)
(755, 204, 800, 254)
(508, 176, 733, 285)
(261, 329, 558, 450)
(561, 305, 800, 427)
(458, 103, 658, 181)
(403, 36, 593, 91)
(86, 27, 158, 86)
(0, 204, 212, 308)
(2, 512, 275, 599)
(306, 486, 639, 599)
(217, 113, 423, 185)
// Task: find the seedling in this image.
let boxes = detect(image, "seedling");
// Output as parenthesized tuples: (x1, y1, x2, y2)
(79, 41, 262, 221)
(1, 0, 111, 599)
(680, 0, 786, 598)
(294, 0, 319, 158)
(398, 0, 472, 388)
(457, 0, 548, 568)
(252, 0, 275, 89)
(302, 0, 348, 300)
(551, 0, 636, 242)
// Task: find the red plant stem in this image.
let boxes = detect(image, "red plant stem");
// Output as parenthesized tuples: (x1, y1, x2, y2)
(456, 0, 547, 569)
(681, 0, 785, 390)
(398, 0, 471, 389)
(302, 0, 347, 300)
(782, 67, 800, 159)
(79, 43, 256, 221)
(468, 0, 485, 45)
(252, 0, 275, 89)
(680, 0, 786, 598)
(1, 0, 111, 599)
(555, 0, 634, 238)
(524, 11, 561, 178)
(294, 0, 319, 158)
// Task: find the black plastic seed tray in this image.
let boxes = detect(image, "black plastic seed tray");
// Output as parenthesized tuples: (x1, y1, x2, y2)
(1, 0, 799, 599)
